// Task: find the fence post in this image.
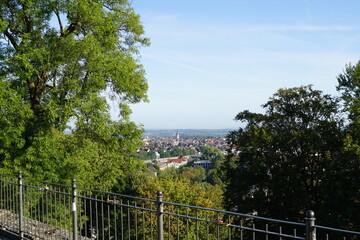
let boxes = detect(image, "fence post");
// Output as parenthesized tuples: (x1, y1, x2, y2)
(72, 179, 78, 240)
(156, 190, 164, 240)
(305, 210, 316, 240)
(18, 171, 23, 240)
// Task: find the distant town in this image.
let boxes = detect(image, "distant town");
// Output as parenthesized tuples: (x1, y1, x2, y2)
(142, 128, 235, 138)
(135, 130, 230, 171)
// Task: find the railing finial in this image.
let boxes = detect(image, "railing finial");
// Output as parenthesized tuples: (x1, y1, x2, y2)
(156, 190, 163, 197)
(305, 210, 316, 240)
(306, 210, 315, 218)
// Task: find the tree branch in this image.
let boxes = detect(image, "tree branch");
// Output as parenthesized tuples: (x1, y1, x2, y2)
(54, 9, 64, 36)
(21, 3, 31, 33)
(62, 21, 80, 38)
(3, 29, 18, 48)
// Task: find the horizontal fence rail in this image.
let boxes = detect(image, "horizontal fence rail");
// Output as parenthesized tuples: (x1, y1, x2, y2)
(0, 172, 358, 240)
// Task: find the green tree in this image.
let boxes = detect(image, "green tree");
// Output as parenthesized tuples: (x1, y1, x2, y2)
(224, 85, 344, 224)
(171, 147, 183, 157)
(334, 62, 360, 230)
(199, 146, 226, 186)
(159, 150, 171, 158)
(0, 0, 149, 188)
(200, 146, 223, 162)
(178, 166, 206, 182)
(183, 148, 196, 156)
(338, 61, 360, 137)
(132, 172, 224, 239)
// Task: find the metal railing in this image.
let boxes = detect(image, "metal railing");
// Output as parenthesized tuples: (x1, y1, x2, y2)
(0, 172, 358, 240)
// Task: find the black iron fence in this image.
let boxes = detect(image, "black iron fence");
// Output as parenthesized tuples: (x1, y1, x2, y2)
(0, 172, 358, 240)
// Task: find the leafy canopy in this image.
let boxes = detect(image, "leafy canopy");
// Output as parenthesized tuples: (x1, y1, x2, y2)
(224, 85, 344, 222)
(0, 0, 149, 187)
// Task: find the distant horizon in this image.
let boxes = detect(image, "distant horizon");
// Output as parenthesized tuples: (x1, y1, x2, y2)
(142, 128, 234, 137)
(144, 128, 237, 130)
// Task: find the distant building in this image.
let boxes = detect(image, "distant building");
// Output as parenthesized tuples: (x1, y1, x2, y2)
(167, 155, 187, 165)
(167, 158, 183, 164)
(193, 160, 212, 169)
(158, 162, 169, 170)
(147, 166, 158, 176)
(155, 156, 188, 170)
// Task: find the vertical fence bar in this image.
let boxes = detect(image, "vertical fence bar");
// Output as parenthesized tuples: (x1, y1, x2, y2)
(217, 212, 220, 240)
(18, 171, 24, 240)
(177, 209, 180, 240)
(156, 191, 164, 240)
(305, 210, 316, 240)
(240, 219, 243, 240)
(135, 201, 138, 240)
(102, 196, 105, 240)
(228, 215, 231, 240)
(72, 179, 78, 240)
(142, 203, 145, 240)
(84, 194, 88, 238)
(206, 213, 209, 240)
(150, 204, 153, 240)
(96, 195, 100, 240)
(90, 195, 94, 239)
(196, 210, 198, 240)
(186, 209, 189, 240)
(115, 201, 118, 240)
(121, 199, 124, 240)
(127, 200, 130, 240)
(108, 197, 111, 240)
(265, 224, 269, 240)
(168, 206, 171, 240)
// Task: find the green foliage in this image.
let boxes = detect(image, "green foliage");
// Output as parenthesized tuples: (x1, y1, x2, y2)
(337, 61, 360, 116)
(134, 172, 223, 210)
(0, 0, 149, 188)
(200, 146, 223, 161)
(170, 147, 182, 156)
(335, 63, 360, 230)
(0, 80, 32, 164)
(158, 150, 171, 158)
(224, 85, 346, 224)
(178, 166, 206, 182)
(126, 171, 224, 239)
(199, 146, 226, 186)
(133, 150, 156, 160)
(182, 147, 197, 156)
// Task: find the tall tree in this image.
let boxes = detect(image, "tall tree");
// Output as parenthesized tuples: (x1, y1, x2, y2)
(224, 85, 344, 224)
(338, 61, 360, 136)
(335, 62, 360, 230)
(0, 0, 149, 187)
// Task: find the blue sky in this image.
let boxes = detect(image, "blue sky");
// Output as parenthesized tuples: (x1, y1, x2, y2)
(125, 0, 360, 129)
